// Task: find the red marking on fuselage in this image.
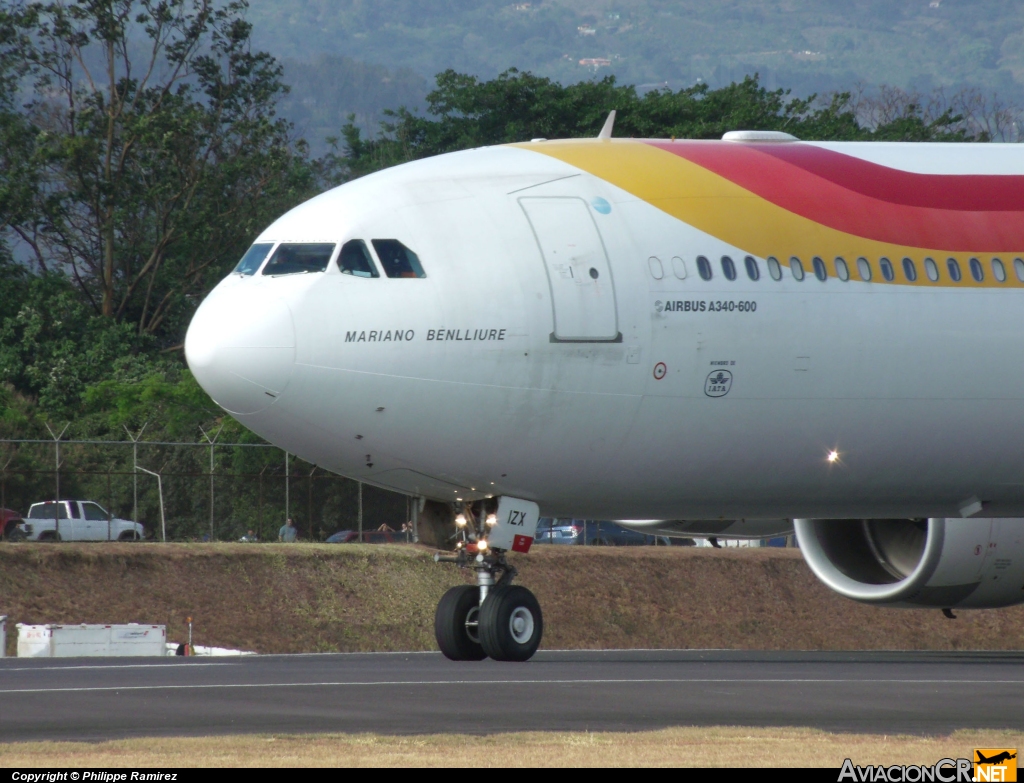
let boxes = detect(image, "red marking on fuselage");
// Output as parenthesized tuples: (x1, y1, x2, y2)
(648, 141, 1024, 251)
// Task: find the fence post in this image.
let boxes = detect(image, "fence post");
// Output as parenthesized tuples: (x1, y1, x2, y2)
(412, 496, 420, 543)
(284, 451, 290, 524)
(124, 423, 148, 525)
(1, 454, 9, 524)
(357, 481, 363, 543)
(136, 465, 165, 543)
(199, 424, 223, 542)
(45, 423, 68, 541)
(307, 466, 316, 541)
(258, 466, 266, 542)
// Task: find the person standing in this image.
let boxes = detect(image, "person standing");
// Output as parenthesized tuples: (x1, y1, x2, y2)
(278, 518, 297, 542)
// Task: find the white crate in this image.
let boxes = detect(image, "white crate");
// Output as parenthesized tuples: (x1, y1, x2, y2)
(17, 623, 166, 657)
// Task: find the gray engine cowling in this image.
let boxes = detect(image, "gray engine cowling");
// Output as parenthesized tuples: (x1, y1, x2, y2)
(794, 518, 1024, 609)
(617, 518, 793, 540)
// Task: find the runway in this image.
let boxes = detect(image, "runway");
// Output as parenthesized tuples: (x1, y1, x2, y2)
(2, 650, 1023, 742)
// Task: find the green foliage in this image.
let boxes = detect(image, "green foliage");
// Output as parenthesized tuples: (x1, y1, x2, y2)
(339, 70, 975, 177)
(0, 266, 154, 417)
(2, 0, 320, 342)
(83, 371, 219, 437)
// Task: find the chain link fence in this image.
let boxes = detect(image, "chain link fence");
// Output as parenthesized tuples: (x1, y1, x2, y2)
(0, 436, 413, 543)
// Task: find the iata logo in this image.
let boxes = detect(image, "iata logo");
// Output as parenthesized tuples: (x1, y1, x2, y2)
(705, 370, 732, 397)
(975, 749, 1017, 782)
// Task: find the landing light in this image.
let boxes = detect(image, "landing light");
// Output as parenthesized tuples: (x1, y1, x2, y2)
(827, 450, 839, 463)
(455, 514, 467, 528)
(486, 514, 498, 527)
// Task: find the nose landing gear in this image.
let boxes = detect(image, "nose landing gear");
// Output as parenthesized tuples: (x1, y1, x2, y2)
(434, 548, 543, 662)
(479, 584, 542, 662)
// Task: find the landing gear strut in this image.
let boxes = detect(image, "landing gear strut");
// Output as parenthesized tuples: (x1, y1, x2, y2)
(434, 505, 543, 662)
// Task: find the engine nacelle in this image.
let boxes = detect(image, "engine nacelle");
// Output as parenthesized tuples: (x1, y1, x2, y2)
(794, 518, 1024, 609)
(617, 518, 793, 540)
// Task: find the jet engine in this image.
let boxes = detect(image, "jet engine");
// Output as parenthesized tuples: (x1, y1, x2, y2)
(617, 518, 793, 539)
(794, 518, 1024, 609)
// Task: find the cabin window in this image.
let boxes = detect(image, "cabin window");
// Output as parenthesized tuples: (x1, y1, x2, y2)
(721, 255, 737, 281)
(790, 257, 805, 281)
(857, 257, 872, 281)
(372, 239, 426, 278)
(947, 258, 962, 282)
(992, 258, 1007, 283)
(671, 256, 687, 279)
(82, 502, 108, 521)
(812, 256, 827, 282)
(880, 258, 894, 281)
(835, 257, 850, 281)
(648, 256, 664, 280)
(902, 257, 917, 282)
(970, 257, 984, 282)
(337, 240, 379, 278)
(767, 256, 782, 281)
(233, 243, 274, 276)
(697, 255, 712, 280)
(744, 255, 760, 281)
(1015, 258, 1024, 282)
(28, 503, 68, 520)
(262, 243, 336, 276)
(924, 258, 939, 282)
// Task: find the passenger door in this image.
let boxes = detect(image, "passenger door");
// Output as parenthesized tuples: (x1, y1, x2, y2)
(81, 502, 110, 540)
(519, 197, 619, 342)
(65, 501, 85, 540)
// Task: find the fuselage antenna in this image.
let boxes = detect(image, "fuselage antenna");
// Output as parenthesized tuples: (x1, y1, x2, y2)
(598, 110, 616, 140)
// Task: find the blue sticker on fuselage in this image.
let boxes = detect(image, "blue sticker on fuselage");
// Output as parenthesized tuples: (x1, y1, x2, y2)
(591, 197, 611, 214)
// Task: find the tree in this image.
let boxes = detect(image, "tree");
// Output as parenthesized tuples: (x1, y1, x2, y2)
(338, 70, 984, 180)
(2, 0, 317, 343)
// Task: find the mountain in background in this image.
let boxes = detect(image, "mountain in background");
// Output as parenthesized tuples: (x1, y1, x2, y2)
(279, 56, 428, 154)
(256, 0, 1024, 150)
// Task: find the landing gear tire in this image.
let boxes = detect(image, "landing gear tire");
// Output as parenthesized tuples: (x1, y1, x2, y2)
(479, 585, 543, 662)
(435, 585, 487, 661)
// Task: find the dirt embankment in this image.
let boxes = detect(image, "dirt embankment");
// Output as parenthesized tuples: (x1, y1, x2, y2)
(2, 543, 1023, 655)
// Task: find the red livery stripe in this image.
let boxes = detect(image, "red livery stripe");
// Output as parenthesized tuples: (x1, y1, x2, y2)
(648, 141, 1024, 251)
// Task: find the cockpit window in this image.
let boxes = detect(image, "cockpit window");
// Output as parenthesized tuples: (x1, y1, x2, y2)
(371, 239, 426, 279)
(338, 240, 379, 278)
(262, 243, 336, 276)
(233, 243, 274, 276)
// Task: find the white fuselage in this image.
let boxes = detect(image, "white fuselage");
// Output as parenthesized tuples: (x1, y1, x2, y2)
(185, 141, 1024, 521)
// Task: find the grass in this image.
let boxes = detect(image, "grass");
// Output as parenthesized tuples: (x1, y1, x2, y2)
(5, 543, 1024, 655)
(2, 728, 1021, 767)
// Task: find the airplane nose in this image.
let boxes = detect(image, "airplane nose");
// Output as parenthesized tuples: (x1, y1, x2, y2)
(185, 284, 296, 415)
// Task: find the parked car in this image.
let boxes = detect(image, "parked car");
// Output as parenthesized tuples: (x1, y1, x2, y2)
(534, 518, 672, 546)
(325, 529, 405, 544)
(1, 508, 25, 541)
(22, 500, 144, 542)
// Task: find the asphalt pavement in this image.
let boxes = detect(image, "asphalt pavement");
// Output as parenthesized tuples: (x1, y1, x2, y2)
(2, 649, 1022, 742)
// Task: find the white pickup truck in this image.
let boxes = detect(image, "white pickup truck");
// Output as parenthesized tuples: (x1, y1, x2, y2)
(21, 501, 145, 542)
